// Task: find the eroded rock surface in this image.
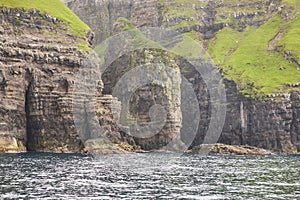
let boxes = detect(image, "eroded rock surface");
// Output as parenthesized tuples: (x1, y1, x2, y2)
(66, 0, 300, 154)
(188, 143, 273, 156)
(0, 1, 299, 154)
(0, 7, 137, 154)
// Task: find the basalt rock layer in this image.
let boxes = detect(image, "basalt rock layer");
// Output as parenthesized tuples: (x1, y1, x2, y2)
(0, 7, 136, 154)
(0, 1, 298, 154)
(66, 0, 300, 153)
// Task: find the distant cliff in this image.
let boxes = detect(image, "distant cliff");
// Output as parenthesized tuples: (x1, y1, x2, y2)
(66, 0, 300, 153)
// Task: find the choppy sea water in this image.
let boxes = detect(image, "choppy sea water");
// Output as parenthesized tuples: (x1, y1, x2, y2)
(0, 153, 300, 199)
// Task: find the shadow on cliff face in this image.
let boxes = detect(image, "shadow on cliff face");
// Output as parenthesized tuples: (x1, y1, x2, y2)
(100, 50, 183, 150)
(100, 49, 216, 151)
(25, 70, 32, 151)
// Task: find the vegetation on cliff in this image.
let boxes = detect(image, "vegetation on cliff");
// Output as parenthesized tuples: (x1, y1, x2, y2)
(209, 15, 300, 97)
(158, 0, 300, 98)
(0, 0, 96, 153)
(0, 0, 90, 38)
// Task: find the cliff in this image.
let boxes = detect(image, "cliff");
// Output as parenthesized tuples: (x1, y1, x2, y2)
(66, 0, 300, 153)
(67, 0, 300, 96)
(0, 0, 299, 154)
(0, 1, 137, 153)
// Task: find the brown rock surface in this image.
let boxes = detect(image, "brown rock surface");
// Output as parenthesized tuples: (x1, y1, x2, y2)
(188, 143, 273, 156)
(66, 0, 300, 154)
(0, 7, 90, 153)
(0, 7, 137, 154)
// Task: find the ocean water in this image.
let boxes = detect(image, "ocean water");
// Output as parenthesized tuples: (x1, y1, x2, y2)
(0, 153, 300, 199)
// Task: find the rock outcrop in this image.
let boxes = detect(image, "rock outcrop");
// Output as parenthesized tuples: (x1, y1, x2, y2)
(66, 0, 300, 154)
(219, 80, 300, 154)
(188, 143, 273, 156)
(101, 48, 182, 150)
(0, 1, 298, 154)
(0, 7, 137, 154)
(66, 0, 160, 45)
(66, 0, 283, 44)
(0, 7, 86, 153)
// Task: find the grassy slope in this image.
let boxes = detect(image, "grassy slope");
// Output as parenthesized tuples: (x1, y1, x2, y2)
(209, 15, 300, 97)
(0, 0, 90, 38)
(279, 0, 300, 59)
(95, 17, 162, 65)
(159, 0, 208, 30)
(159, 0, 300, 97)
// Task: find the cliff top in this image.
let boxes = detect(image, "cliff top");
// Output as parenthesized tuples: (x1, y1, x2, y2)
(0, 0, 90, 38)
(158, 0, 300, 97)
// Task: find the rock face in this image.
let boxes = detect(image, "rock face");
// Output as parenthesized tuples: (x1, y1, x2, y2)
(66, 0, 283, 44)
(101, 49, 182, 150)
(66, 0, 160, 45)
(219, 80, 300, 153)
(0, 7, 136, 153)
(0, 7, 84, 153)
(66, 0, 300, 153)
(188, 143, 273, 156)
(0, 1, 299, 154)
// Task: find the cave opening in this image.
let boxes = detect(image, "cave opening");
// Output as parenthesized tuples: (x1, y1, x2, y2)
(25, 83, 32, 151)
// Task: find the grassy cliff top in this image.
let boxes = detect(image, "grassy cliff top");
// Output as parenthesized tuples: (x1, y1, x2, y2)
(0, 0, 90, 38)
(159, 0, 300, 98)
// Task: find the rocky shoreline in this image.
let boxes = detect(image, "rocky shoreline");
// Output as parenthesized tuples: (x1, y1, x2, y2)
(186, 144, 274, 156)
(0, 2, 299, 155)
(0, 143, 291, 156)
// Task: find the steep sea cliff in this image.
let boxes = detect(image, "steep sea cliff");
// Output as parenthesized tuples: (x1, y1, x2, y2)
(0, 0, 299, 154)
(66, 0, 300, 153)
(0, 2, 137, 154)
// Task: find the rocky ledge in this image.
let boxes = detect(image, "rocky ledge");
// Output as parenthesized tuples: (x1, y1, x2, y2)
(187, 144, 274, 156)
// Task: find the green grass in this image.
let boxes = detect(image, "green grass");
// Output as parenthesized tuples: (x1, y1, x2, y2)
(282, 0, 300, 7)
(158, 0, 208, 29)
(116, 17, 135, 31)
(76, 43, 92, 51)
(114, 18, 162, 49)
(208, 15, 300, 97)
(208, 27, 254, 65)
(95, 18, 163, 65)
(278, 14, 300, 60)
(0, 0, 90, 38)
(171, 32, 203, 59)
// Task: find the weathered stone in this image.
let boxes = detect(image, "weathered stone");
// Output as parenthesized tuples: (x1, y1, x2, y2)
(66, 0, 300, 154)
(84, 138, 132, 154)
(101, 50, 182, 150)
(0, 136, 26, 153)
(1, 2, 299, 154)
(66, 0, 160, 45)
(217, 79, 300, 154)
(188, 143, 273, 156)
(0, 7, 138, 154)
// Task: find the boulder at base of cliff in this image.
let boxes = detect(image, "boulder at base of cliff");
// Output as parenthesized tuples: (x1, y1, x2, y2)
(84, 138, 137, 154)
(0, 136, 26, 154)
(187, 144, 273, 156)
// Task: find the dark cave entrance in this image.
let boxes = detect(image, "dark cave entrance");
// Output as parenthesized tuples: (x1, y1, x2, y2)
(25, 80, 33, 151)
